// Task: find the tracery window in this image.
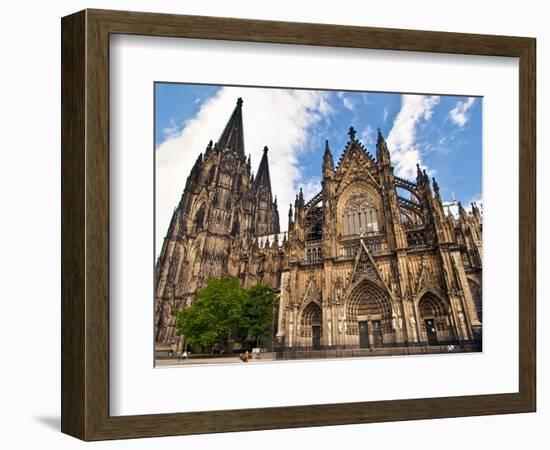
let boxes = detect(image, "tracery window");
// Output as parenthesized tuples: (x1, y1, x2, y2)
(306, 246, 323, 263)
(231, 216, 240, 236)
(194, 204, 205, 230)
(207, 166, 216, 184)
(342, 189, 379, 236)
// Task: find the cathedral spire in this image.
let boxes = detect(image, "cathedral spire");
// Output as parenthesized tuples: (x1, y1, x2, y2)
(217, 97, 245, 156)
(416, 163, 423, 185)
(254, 146, 272, 190)
(323, 139, 334, 178)
(298, 187, 304, 207)
(376, 127, 391, 166)
(377, 127, 384, 144)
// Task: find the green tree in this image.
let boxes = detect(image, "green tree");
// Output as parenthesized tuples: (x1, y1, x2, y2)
(237, 283, 277, 345)
(176, 278, 276, 350)
(176, 277, 246, 349)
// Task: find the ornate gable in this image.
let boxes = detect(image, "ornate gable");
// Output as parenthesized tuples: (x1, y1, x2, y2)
(415, 256, 443, 295)
(335, 143, 379, 194)
(348, 240, 392, 296)
(301, 278, 321, 306)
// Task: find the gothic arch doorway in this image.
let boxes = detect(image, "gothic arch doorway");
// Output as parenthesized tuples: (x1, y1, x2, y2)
(300, 302, 322, 349)
(418, 292, 452, 345)
(346, 280, 393, 348)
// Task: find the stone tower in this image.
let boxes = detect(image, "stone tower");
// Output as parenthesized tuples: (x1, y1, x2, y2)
(155, 98, 280, 348)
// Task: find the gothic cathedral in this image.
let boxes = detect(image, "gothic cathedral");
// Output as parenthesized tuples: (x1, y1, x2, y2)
(155, 98, 483, 356)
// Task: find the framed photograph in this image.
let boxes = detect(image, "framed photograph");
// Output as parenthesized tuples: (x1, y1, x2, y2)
(61, 9, 536, 440)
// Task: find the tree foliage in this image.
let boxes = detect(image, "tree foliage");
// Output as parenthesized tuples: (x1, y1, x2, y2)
(176, 277, 276, 349)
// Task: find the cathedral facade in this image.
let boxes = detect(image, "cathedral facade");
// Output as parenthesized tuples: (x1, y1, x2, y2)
(155, 97, 483, 355)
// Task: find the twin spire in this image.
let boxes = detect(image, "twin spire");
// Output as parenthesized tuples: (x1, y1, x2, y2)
(216, 98, 432, 196)
(216, 98, 272, 191)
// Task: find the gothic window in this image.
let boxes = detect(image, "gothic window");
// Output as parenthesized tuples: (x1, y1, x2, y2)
(306, 246, 322, 263)
(194, 204, 205, 230)
(259, 186, 270, 202)
(305, 205, 323, 242)
(220, 153, 237, 174)
(207, 166, 216, 184)
(185, 197, 193, 215)
(231, 217, 240, 236)
(342, 189, 379, 236)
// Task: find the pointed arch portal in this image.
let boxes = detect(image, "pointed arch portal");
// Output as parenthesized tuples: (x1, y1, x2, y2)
(300, 302, 322, 349)
(418, 292, 453, 345)
(346, 280, 393, 347)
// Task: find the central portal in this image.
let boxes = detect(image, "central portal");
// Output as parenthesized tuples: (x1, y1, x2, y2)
(346, 280, 393, 348)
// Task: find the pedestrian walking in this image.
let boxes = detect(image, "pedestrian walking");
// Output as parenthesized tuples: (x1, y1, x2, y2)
(178, 349, 188, 361)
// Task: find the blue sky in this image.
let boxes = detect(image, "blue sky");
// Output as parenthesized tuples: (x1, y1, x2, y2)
(154, 83, 481, 253)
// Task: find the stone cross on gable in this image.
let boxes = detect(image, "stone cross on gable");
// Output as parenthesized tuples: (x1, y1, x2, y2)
(348, 126, 356, 141)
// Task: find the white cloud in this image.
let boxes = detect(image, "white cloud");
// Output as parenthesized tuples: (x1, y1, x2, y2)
(300, 178, 322, 202)
(155, 87, 332, 255)
(337, 92, 355, 111)
(162, 118, 183, 140)
(383, 106, 389, 122)
(360, 124, 375, 145)
(343, 98, 355, 110)
(386, 95, 440, 179)
(448, 97, 476, 127)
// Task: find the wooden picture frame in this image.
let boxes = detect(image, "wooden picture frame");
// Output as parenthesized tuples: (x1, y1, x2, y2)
(61, 9, 536, 441)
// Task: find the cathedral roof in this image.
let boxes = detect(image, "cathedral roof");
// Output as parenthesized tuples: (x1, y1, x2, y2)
(217, 97, 245, 156)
